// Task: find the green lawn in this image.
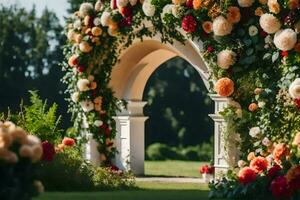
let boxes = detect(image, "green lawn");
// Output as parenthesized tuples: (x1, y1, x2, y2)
(35, 181, 210, 200)
(145, 160, 208, 177)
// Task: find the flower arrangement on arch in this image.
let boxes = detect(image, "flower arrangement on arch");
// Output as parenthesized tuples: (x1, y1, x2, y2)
(0, 121, 44, 199)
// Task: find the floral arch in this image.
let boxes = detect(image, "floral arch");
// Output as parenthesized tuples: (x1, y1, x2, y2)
(64, 0, 300, 197)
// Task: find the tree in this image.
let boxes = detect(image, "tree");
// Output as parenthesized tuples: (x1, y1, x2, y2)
(0, 5, 70, 128)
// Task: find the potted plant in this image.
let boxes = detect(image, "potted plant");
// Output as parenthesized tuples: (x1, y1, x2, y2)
(199, 164, 214, 183)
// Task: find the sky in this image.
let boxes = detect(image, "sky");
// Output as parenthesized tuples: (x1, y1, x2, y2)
(0, 0, 69, 24)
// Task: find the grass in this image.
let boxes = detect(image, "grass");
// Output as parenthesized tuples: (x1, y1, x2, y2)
(35, 181, 210, 200)
(144, 160, 208, 178)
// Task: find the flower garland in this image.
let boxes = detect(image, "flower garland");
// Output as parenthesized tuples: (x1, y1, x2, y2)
(63, 0, 300, 169)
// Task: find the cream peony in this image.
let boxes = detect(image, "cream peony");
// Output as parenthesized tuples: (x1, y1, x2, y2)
(93, 17, 101, 26)
(249, 127, 261, 138)
(273, 29, 297, 51)
(26, 135, 41, 145)
(259, 13, 281, 34)
(217, 49, 236, 69)
(161, 4, 173, 22)
(73, 20, 82, 30)
(142, 0, 156, 17)
(212, 16, 233, 36)
(77, 79, 90, 92)
(79, 3, 94, 18)
(80, 100, 94, 112)
(117, 0, 129, 8)
(71, 92, 80, 103)
(289, 78, 300, 99)
(94, 120, 104, 127)
(101, 11, 112, 26)
(248, 25, 258, 36)
(238, 0, 255, 7)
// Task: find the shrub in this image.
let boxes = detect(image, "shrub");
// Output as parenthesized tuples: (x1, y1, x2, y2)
(40, 147, 135, 191)
(146, 143, 181, 160)
(181, 146, 199, 161)
(198, 142, 213, 161)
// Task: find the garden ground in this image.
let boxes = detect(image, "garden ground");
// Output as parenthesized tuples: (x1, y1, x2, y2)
(144, 160, 208, 177)
(35, 181, 210, 200)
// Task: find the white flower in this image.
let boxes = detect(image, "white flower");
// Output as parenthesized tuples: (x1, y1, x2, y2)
(264, 35, 273, 44)
(80, 100, 94, 112)
(238, 160, 247, 168)
(101, 11, 112, 27)
(248, 25, 258, 36)
(95, 1, 102, 12)
(217, 49, 236, 69)
(238, 0, 255, 7)
(67, 30, 75, 41)
(259, 13, 281, 34)
(77, 79, 90, 92)
(262, 137, 271, 146)
(273, 29, 297, 51)
(142, 0, 156, 17)
(73, 20, 82, 30)
(27, 135, 41, 145)
(93, 17, 101, 26)
(161, 4, 173, 22)
(289, 78, 300, 99)
(71, 92, 80, 103)
(94, 120, 104, 127)
(258, 101, 266, 108)
(249, 127, 261, 138)
(129, 0, 138, 6)
(79, 3, 94, 18)
(171, 5, 184, 18)
(117, 0, 129, 8)
(212, 16, 233, 36)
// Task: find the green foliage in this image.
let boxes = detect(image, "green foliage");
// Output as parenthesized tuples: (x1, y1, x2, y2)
(40, 147, 135, 191)
(0, 91, 63, 144)
(146, 143, 181, 160)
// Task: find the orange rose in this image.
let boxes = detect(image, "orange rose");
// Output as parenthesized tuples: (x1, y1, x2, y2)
(193, 0, 202, 10)
(255, 7, 264, 16)
(74, 34, 83, 44)
(294, 43, 300, 53)
(248, 103, 258, 112)
(268, 0, 280, 14)
(227, 6, 241, 24)
(202, 21, 213, 33)
(250, 156, 268, 173)
(273, 143, 289, 164)
(214, 78, 234, 97)
(247, 152, 256, 161)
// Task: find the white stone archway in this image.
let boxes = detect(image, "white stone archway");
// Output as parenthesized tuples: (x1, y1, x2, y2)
(104, 34, 233, 175)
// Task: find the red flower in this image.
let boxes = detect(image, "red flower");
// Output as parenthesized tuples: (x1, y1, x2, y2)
(207, 46, 215, 53)
(270, 176, 292, 199)
(294, 99, 300, 109)
(238, 167, 256, 185)
(100, 123, 111, 137)
(62, 137, 76, 147)
(119, 16, 133, 27)
(186, 0, 193, 8)
(260, 30, 268, 38)
(281, 51, 289, 57)
(267, 165, 281, 179)
(287, 165, 300, 191)
(250, 156, 268, 173)
(182, 15, 197, 33)
(110, 165, 119, 172)
(42, 141, 56, 162)
(111, 0, 117, 9)
(199, 165, 214, 174)
(77, 66, 85, 73)
(119, 5, 132, 17)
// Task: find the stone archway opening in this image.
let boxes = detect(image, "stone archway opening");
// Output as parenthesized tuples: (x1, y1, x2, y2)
(142, 56, 214, 177)
(106, 37, 231, 176)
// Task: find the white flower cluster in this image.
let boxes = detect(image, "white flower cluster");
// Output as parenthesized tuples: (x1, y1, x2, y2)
(142, 0, 156, 17)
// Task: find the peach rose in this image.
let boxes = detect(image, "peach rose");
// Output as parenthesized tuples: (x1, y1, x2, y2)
(68, 55, 78, 67)
(255, 7, 264, 16)
(92, 27, 103, 36)
(268, 0, 281, 14)
(227, 6, 241, 24)
(273, 143, 289, 164)
(212, 16, 233, 36)
(250, 156, 268, 173)
(214, 77, 234, 97)
(247, 152, 256, 161)
(248, 103, 258, 112)
(292, 132, 300, 147)
(254, 88, 263, 95)
(79, 41, 92, 53)
(202, 21, 213, 33)
(193, 0, 202, 10)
